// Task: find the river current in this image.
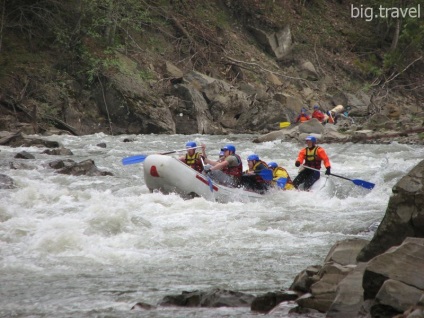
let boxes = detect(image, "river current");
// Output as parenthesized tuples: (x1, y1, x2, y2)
(1, 133, 423, 317)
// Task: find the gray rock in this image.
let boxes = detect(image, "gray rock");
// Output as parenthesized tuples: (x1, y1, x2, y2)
(363, 238, 424, 300)
(326, 263, 367, 318)
(374, 279, 424, 313)
(357, 160, 424, 262)
(324, 238, 369, 266)
(0, 174, 16, 189)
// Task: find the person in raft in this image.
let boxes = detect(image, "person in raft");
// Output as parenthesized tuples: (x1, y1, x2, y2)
(202, 144, 243, 187)
(240, 154, 271, 191)
(295, 108, 310, 123)
(268, 162, 295, 190)
(179, 141, 203, 172)
(292, 136, 331, 191)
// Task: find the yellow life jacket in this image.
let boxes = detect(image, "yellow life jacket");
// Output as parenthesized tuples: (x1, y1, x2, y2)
(184, 152, 203, 172)
(272, 167, 293, 185)
(305, 146, 321, 169)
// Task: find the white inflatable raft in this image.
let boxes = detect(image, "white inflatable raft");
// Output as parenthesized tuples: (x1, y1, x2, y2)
(143, 155, 266, 203)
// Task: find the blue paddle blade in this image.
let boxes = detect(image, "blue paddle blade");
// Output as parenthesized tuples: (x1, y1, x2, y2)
(257, 169, 273, 181)
(207, 176, 214, 192)
(122, 155, 148, 165)
(352, 179, 375, 190)
(276, 177, 287, 188)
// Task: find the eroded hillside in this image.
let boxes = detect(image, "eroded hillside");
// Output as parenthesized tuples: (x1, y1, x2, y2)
(0, 0, 422, 135)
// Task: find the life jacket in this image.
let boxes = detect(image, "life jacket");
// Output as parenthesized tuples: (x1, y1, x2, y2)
(223, 154, 243, 178)
(312, 110, 324, 122)
(273, 167, 293, 186)
(297, 114, 310, 123)
(304, 146, 322, 169)
(252, 161, 271, 183)
(184, 152, 203, 172)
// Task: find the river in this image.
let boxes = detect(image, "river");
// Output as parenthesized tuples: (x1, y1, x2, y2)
(1, 133, 423, 317)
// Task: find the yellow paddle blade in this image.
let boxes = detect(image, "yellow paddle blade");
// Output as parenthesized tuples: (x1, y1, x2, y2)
(279, 122, 291, 128)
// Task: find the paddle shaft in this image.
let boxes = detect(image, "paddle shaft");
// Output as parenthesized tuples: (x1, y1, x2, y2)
(161, 146, 202, 155)
(302, 165, 375, 189)
(302, 165, 353, 181)
(302, 165, 349, 180)
(122, 146, 202, 165)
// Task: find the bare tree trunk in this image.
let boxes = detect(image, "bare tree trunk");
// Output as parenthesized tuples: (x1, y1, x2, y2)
(390, 17, 401, 52)
(105, 0, 118, 46)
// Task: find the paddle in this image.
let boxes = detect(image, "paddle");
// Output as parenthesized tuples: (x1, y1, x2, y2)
(279, 122, 291, 128)
(254, 169, 273, 181)
(200, 157, 214, 193)
(302, 165, 375, 190)
(122, 146, 202, 165)
(276, 177, 287, 188)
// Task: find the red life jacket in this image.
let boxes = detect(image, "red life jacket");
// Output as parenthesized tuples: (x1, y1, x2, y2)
(184, 152, 203, 172)
(304, 146, 322, 169)
(223, 154, 243, 178)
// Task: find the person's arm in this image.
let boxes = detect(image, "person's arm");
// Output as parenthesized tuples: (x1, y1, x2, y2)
(201, 144, 209, 164)
(210, 160, 229, 171)
(295, 149, 306, 166)
(317, 148, 331, 168)
(206, 158, 219, 166)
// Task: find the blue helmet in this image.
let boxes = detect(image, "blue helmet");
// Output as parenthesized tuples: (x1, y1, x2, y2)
(313, 105, 319, 109)
(268, 162, 278, 169)
(305, 136, 317, 143)
(221, 144, 236, 153)
(186, 141, 197, 148)
(247, 154, 260, 161)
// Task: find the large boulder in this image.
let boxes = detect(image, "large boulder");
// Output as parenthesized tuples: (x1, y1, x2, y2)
(362, 238, 424, 300)
(159, 288, 254, 308)
(357, 159, 424, 262)
(326, 263, 367, 318)
(324, 238, 369, 266)
(298, 118, 325, 134)
(249, 26, 293, 60)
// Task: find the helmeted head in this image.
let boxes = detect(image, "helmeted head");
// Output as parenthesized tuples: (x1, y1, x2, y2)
(247, 154, 260, 162)
(268, 162, 278, 169)
(219, 150, 225, 157)
(221, 144, 236, 154)
(186, 141, 197, 148)
(313, 105, 319, 109)
(301, 108, 307, 113)
(305, 136, 317, 145)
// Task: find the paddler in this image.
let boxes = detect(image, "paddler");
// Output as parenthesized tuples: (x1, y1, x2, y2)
(202, 144, 243, 187)
(179, 141, 203, 172)
(293, 136, 331, 191)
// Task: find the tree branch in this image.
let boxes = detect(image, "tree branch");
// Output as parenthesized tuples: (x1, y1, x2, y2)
(225, 56, 308, 81)
(382, 56, 423, 88)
